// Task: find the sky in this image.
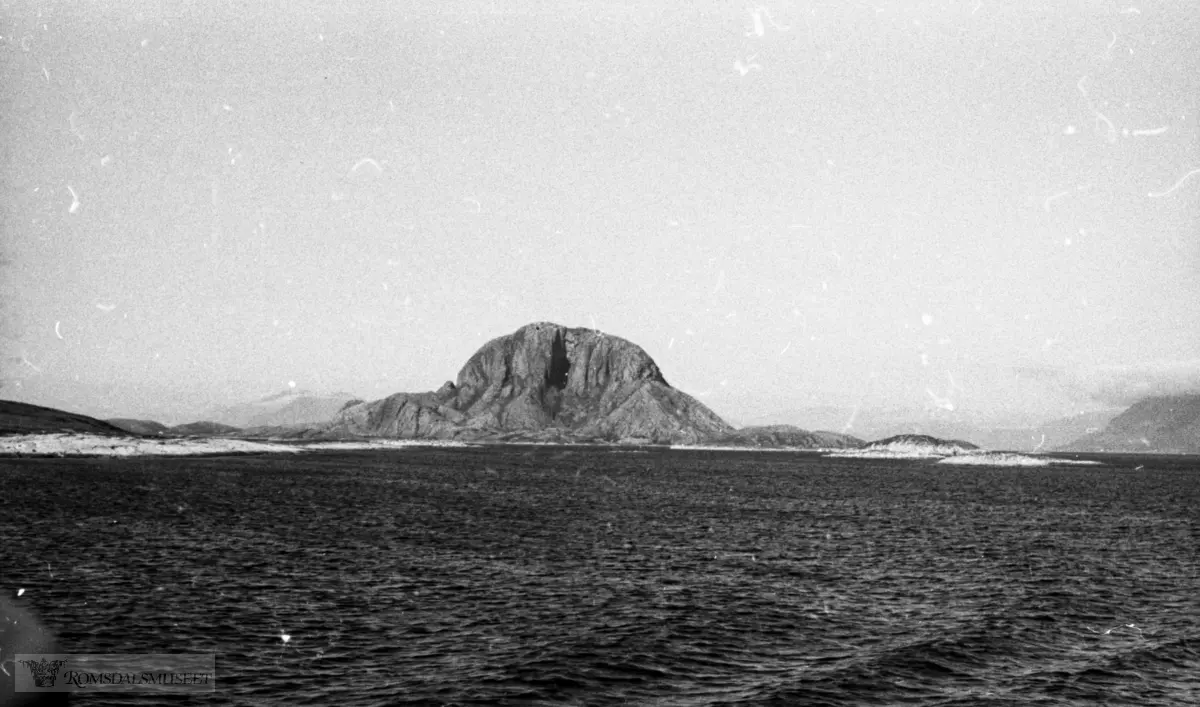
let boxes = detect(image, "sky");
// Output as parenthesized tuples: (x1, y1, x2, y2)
(2, 0, 1198, 427)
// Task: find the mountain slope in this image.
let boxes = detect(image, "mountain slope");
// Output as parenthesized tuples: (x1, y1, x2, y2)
(0, 399, 129, 436)
(1062, 395, 1200, 453)
(326, 322, 733, 443)
(713, 425, 864, 449)
(106, 418, 170, 436)
(169, 421, 242, 437)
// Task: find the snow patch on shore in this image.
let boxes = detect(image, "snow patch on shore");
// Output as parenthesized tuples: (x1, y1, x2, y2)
(295, 440, 468, 451)
(938, 452, 1101, 467)
(825, 439, 977, 460)
(0, 433, 468, 457)
(0, 433, 298, 457)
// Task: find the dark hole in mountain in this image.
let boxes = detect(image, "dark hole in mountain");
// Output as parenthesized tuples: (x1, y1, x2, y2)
(546, 331, 570, 390)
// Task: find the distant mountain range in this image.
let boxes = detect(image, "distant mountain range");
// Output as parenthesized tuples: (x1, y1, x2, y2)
(3, 323, 1197, 455)
(738, 405, 1120, 453)
(1062, 395, 1200, 454)
(200, 390, 359, 428)
(711, 425, 864, 449)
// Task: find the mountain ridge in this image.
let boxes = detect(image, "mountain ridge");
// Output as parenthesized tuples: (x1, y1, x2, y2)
(1061, 395, 1200, 453)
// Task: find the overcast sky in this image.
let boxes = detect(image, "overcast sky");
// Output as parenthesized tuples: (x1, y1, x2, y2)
(2, 0, 1198, 426)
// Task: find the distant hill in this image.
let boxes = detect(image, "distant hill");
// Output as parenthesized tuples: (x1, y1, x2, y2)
(737, 405, 1119, 453)
(203, 390, 359, 428)
(106, 418, 170, 436)
(866, 434, 978, 454)
(325, 322, 734, 444)
(0, 399, 128, 436)
(1062, 395, 1200, 454)
(169, 421, 242, 437)
(713, 425, 864, 449)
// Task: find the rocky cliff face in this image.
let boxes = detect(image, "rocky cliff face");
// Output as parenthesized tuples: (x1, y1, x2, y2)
(326, 322, 733, 443)
(1064, 395, 1200, 453)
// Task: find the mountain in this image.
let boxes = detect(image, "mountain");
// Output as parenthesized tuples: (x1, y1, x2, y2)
(169, 421, 242, 436)
(326, 322, 734, 444)
(866, 434, 979, 454)
(713, 425, 865, 449)
(203, 390, 359, 428)
(982, 409, 1117, 452)
(738, 405, 1120, 453)
(1061, 395, 1200, 454)
(106, 418, 170, 436)
(0, 399, 129, 436)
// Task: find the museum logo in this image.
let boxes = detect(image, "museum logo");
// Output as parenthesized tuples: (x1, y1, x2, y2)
(18, 658, 66, 688)
(15, 654, 215, 694)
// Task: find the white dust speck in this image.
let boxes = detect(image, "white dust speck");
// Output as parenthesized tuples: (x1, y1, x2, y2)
(16, 588, 24, 597)
(288, 380, 296, 389)
(1093, 111, 1117, 143)
(1148, 168, 1200, 198)
(350, 158, 382, 176)
(96, 303, 116, 312)
(67, 185, 80, 213)
(745, 6, 788, 37)
(921, 313, 934, 326)
(748, 8, 765, 36)
(734, 56, 762, 76)
(1063, 125, 1077, 135)
(926, 388, 954, 411)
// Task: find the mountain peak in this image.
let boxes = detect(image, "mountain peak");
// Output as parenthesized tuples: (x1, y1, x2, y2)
(327, 322, 729, 443)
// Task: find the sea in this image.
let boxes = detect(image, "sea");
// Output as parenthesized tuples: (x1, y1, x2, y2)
(2, 446, 1198, 706)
